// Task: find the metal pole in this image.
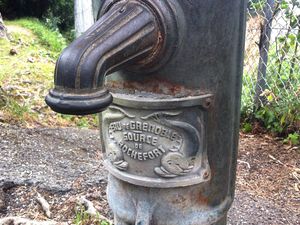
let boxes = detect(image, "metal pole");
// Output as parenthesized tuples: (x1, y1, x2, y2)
(47, 1, 247, 224)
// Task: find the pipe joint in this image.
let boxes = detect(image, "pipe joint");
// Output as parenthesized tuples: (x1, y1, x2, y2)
(46, 0, 182, 115)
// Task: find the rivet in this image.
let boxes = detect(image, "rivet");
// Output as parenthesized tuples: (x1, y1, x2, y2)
(203, 171, 210, 179)
(204, 98, 212, 108)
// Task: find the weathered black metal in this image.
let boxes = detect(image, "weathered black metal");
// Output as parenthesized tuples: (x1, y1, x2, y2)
(46, 0, 247, 224)
(46, 0, 180, 115)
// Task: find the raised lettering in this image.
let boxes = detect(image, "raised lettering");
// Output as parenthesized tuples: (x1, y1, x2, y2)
(136, 121, 142, 130)
(134, 143, 142, 149)
(148, 152, 155, 159)
(146, 136, 152, 144)
(153, 149, 161, 157)
(142, 123, 148, 131)
(108, 118, 187, 163)
(161, 128, 167, 137)
(133, 133, 139, 142)
(143, 152, 148, 160)
(138, 152, 143, 161)
(154, 126, 162, 135)
(123, 132, 128, 141)
(152, 137, 158, 146)
(149, 124, 155, 133)
(127, 148, 132, 156)
(158, 145, 166, 153)
(131, 151, 138, 159)
(130, 121, 135, 130)
(122, 144, 128, 153)
(128, 132, 133, 141)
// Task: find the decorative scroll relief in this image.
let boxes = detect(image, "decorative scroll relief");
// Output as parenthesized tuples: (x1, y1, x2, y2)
(102, 105, 209, 181)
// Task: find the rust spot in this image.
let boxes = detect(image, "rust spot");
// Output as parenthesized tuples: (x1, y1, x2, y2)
(107, 79, 208, 97)
(138, 30, 164, 66)
(197, 193, 209, 205)
(170, 195, 189, 208)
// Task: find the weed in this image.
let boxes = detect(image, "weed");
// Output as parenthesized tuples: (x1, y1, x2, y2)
(242, 122, 253, 133)
(73, 206, 111, 225)
(241, 97, 300, 137)
(284, 132, 300, 146)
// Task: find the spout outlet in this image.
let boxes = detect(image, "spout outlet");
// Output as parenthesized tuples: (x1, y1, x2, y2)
(46, 0, 180, 115)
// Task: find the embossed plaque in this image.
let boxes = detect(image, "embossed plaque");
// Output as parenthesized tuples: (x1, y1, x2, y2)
(101, 93, 212, 188)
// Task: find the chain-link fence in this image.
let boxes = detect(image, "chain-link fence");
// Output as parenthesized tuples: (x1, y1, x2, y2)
(243, 0, 300, 116)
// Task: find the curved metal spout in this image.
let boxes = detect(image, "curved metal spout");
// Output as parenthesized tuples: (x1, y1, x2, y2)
(45, 0, 174, 115)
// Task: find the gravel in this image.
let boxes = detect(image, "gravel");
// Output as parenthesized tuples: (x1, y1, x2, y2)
(0, 123, 106, 193)
(0, 123, 299, 224)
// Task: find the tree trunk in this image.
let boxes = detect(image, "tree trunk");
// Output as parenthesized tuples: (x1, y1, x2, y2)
(254, 0, 276, 107)
(74, 0, 95, 38)
(0, 12, 8, 39)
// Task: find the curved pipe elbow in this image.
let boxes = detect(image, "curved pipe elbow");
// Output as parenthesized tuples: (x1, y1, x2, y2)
(46, 0, 181, 115)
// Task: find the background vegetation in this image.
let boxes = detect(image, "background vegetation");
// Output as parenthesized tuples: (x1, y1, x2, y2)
(241, 0, 300, 145)
(0, 0, 75, 41)
(0, 19, 96, 128)
(0, 0, 299, 145)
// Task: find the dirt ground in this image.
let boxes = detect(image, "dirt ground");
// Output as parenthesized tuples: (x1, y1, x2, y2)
(229, 133, 299, 225)
(0, 122, 299, 224)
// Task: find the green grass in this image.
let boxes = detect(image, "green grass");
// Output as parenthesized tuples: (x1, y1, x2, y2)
(0, 18, 97, 128)
(6, 18, 67, 54)
(73, 206, 111, 225)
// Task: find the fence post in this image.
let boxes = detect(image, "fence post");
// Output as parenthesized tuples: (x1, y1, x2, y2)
(254, 0, 276, 107)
